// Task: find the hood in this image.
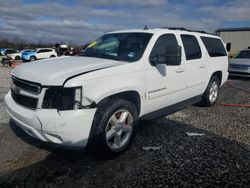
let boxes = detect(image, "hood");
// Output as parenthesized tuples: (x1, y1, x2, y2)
(229, 58, 250, 66)
(12, 56, 125, 86)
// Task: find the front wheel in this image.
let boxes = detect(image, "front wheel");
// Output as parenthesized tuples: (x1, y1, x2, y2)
(30, 56, 36, 62)
(15, 56, 21, 60)
(88, 98, 138, 157)
(199, 76, 220, 107)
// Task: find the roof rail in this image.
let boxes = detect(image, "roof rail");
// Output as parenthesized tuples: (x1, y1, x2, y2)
(161, 27, 187, 30)
(159, 27, 216, 35)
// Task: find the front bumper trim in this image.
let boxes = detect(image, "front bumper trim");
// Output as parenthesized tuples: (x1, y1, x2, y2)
(5, 91, 97, 147)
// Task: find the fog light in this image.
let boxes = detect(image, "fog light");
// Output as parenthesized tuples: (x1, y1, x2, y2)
(73, 101, 82, 110)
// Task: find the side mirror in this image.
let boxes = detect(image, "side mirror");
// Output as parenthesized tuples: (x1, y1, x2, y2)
(165, 45, 182, 65)
(150, 46, 182, 66)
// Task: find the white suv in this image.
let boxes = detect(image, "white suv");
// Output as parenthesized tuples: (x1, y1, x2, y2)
(5, 28, 228, 156)
(21, 48, 57, 62)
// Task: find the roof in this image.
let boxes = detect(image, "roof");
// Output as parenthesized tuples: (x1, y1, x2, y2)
(109, 27, 217, 36)
(216, 27, 250, 32)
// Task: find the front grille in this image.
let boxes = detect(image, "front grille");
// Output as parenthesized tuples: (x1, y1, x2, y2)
(229, 71, 250, 76)
(12, 76, 41, 95)
(11, 90, 38, 109)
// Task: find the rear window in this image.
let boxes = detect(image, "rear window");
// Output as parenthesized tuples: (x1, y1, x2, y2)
(201, 37, 227, 57)
(181, 35, 201, 60)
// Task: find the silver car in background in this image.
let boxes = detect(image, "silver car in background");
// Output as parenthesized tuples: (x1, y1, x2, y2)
(229, 49, 250, 77)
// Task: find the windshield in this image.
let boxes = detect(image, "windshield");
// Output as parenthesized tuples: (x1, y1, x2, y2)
(235, 50, 250, 59)
(81, 33, 153, 62)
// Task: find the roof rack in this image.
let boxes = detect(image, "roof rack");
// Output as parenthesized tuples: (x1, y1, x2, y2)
(159, 27, 216, 35)
(161, 27, 186, 30)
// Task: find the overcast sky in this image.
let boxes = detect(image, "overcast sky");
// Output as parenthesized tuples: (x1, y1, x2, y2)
(0, 0, 250, 45)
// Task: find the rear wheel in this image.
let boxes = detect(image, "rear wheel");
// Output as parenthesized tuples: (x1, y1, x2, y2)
(88, 98, 138, 157)
(200, 76, 220, 106)
(50, 55, 56, 58)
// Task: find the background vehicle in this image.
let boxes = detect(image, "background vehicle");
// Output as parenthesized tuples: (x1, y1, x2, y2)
(1, 48, 20, 65)
(229, 49, 250, 77)
(5, 28, 228, 156)
(0, 48, 6, 56)
(7, 49, 33, 60)
(21, 48, 57, 61)
(0, 48, 6, 63)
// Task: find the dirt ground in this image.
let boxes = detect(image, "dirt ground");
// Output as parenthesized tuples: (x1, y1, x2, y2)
(0, 66, 249, 188)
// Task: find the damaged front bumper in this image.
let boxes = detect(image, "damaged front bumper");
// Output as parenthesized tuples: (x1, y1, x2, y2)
(5, 91, 97, 148)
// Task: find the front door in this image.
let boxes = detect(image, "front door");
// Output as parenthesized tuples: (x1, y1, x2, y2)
(144, 34, 187, 115)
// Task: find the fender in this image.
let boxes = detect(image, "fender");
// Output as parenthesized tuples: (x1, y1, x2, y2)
(64, 67, 146, 115)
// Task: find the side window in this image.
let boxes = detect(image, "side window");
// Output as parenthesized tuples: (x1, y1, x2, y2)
(150, 34, 179, 63)
(6, 50, 16, 54)
(37, 49, 51, 53)
(181, 35, 201, 60)
(201, 37, 227, 57)
(5, 50, 10, 54)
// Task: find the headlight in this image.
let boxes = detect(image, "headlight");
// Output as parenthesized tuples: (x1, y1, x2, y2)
(42, 87, 82, 110)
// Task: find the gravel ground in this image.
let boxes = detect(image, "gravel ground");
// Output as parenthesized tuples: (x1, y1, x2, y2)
(0, 66, 249, 188)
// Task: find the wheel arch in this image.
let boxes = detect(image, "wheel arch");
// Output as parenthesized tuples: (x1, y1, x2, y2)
(30, 55, 37, 60)
(211, 71, 222, 85)
(96, 90, 141, 115)
(15, 55, 21, 60)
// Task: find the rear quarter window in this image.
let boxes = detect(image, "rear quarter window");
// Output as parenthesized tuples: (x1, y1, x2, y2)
(201, 37, 227, 57)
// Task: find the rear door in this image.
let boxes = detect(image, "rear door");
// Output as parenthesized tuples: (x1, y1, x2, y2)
(180, 34, 207, 97)
(36, 49, 51, 59)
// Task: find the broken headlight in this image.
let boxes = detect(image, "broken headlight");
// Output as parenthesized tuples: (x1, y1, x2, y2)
(42, 87, 82, 110)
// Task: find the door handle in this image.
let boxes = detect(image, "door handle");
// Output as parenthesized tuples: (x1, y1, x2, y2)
(199, 64, 205, 68)
(176, 68, 184, 73)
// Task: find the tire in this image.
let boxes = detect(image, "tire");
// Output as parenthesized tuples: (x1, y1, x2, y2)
(199, 76, 220, 107)
(30, 56, 36, 62)
(50, 55, 56, 58)
(15, 56, 20, 60)
(88, 98, 138, 157)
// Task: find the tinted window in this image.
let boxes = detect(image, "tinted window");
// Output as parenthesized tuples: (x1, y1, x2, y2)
(181, 35, 201, 60)
(36, 50, 43, 53)
(235, 50, 250, 59)
(5, 49, 18, 54)
(201, 37, 227, 57)
(37, 49, 52, 53)
(150, 34, 179, 59)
